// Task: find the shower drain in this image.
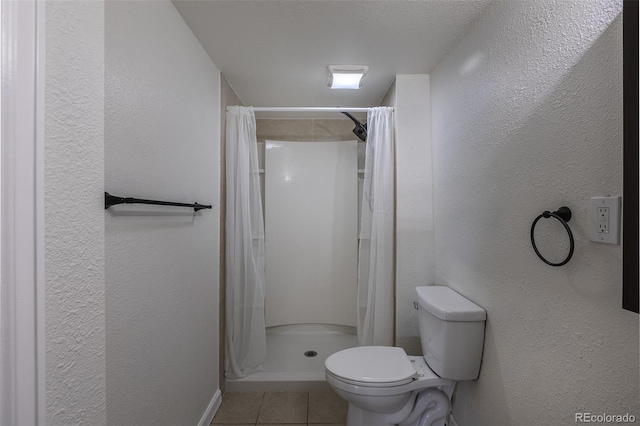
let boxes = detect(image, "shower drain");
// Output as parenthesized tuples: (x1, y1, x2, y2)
(304, 351, 318, 358)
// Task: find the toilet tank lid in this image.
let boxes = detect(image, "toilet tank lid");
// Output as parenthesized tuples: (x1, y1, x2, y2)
(415, 286, 486, 321)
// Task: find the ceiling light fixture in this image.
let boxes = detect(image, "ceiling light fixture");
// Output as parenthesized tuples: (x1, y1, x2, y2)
(327, 65, 369, 90)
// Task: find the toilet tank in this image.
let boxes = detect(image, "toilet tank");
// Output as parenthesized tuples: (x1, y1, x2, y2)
(415, 286, 486, 381)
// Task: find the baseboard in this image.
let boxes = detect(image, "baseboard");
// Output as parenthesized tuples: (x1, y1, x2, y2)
(447, 412, 460, 426)
(197, 389, 222, 426)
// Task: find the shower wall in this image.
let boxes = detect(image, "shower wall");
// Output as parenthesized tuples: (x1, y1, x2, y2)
(256, 118, 365, 142)
(265, 141, 358, 327)
(256, 118, 365, 328)
(256, 118, 366, 230)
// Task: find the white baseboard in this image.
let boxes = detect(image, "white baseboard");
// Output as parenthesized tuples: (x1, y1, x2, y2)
(197, 389, 222, 426)
(447, 412, 460, 426)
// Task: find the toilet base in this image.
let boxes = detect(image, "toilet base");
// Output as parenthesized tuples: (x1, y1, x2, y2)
(346, 404, 397, 426)
(345, 387, 450, 426)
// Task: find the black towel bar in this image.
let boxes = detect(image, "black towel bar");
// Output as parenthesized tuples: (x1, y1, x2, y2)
(104, 192, 212, 212)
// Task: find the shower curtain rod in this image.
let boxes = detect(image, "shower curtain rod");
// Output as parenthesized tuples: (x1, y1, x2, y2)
(227, 107, 392, 112)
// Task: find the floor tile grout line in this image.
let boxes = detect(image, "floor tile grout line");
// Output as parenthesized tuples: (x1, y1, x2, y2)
(256, 391, 265, 425)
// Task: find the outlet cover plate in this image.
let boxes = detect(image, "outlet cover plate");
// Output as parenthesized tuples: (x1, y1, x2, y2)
(590, 196, 620, 244)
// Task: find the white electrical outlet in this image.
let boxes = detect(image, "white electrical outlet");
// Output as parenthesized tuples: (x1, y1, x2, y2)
(590, 197, 620, 244)
(597, 207, 609, 233)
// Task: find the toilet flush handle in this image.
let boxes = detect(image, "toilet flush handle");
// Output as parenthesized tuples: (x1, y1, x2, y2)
(413, 301, 419, 310)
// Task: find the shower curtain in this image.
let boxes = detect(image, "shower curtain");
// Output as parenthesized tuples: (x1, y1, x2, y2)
(357, 107, 394, 346)
(225, 106, 267, 378)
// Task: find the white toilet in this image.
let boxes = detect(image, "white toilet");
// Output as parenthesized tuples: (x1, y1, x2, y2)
(325, 286, 486, 426)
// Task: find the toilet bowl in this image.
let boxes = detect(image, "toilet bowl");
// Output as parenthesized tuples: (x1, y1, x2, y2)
(325, 286, 486, 426)
(325, 347, 452, 426)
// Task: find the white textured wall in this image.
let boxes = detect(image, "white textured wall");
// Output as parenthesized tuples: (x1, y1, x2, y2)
(430, 1, 638, 424)
(219, 74, 243, 391)
(45, 1, 106, 424)
(381, 76, 434, 354)
(105, 1, 220, 424)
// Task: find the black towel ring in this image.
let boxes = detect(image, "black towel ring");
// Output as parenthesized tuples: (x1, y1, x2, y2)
(530, 206, 574, 267)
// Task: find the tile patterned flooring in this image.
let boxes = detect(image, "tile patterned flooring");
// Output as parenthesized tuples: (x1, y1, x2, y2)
(212, 391, 348, 426)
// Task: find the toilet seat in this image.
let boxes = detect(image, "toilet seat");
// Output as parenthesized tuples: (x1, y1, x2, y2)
(325, 346, 417, 386)
(325, 350, 453, 397)
(325, 369, 414, 388)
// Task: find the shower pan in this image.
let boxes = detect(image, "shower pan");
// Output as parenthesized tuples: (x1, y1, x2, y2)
(226, 324, 357, 392)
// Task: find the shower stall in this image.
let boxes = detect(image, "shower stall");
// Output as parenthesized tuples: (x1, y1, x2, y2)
(225, 117, 365, 391)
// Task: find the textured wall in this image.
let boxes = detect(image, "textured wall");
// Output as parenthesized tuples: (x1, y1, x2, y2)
(430, 0, 638, 424)
(105, 1, 220, 424)
(380, 76, 434, 354)
(45, 1, 106, 424)
(219, 75, 242, 392)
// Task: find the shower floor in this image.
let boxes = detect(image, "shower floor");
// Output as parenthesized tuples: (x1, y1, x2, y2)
(225, 324, 358, 392)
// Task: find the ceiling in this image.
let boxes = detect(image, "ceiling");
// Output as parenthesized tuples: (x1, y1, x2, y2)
(173, 1, 491, 115)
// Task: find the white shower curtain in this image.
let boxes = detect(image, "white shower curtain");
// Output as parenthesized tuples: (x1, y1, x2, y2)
(225, 106, 267, 378)
(357, 107, 395, 346)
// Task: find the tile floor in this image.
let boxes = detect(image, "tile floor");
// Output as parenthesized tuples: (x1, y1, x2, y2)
(211, 391, 348, 426)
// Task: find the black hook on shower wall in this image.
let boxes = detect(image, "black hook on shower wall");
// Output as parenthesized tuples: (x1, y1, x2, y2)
(530, 206, 575, 266)
(104, 192, 212, 212)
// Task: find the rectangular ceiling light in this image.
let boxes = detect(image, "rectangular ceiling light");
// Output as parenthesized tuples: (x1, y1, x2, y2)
(327, 65, 368, 90)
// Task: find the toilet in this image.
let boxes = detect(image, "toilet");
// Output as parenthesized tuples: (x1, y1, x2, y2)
(325, 286, 486, 426)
